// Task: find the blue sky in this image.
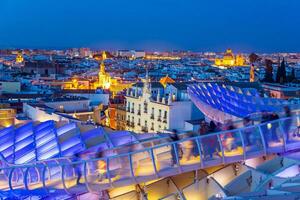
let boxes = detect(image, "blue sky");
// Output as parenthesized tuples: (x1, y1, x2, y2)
(0, 0, 299, 52)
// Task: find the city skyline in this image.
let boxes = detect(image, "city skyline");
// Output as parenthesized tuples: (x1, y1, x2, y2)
(1, 0, 300, 52)
(0, 0, 300, 197)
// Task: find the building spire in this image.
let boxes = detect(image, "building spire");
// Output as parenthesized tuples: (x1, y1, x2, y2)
(143, 66, 151, 97)
(100, 51, 107, 74)
(102, 51, 107, 60)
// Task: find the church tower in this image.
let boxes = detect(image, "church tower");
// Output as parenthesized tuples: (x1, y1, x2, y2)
(99, 51, 107, 78)
(98, 51, 111, 89)
(16, 52, 24, 63)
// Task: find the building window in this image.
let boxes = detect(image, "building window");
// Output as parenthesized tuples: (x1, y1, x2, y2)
(127, 101, 130, 112)
(163, 111, 167, 123)
(142, 120, 148, 132)
(131, 103, 135, 113)
(151, 107, 154, 119)
(138, 104, 141, 115)
(131, 116, 134, 127)
(151, 122, 154, 131)
(158, 109, 162, 121)
(144, 101, 148, 113)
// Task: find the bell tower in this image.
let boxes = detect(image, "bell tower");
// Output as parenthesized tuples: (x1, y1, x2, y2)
(99, 51, 107, 76)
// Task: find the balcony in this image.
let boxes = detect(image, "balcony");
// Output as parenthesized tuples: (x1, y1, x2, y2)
(163, 118, 167, 123)
(144, 109, 148, 114)
(126, 120, 130, 126)
(150, 114, 154, 120)
(142, 126, 148, 132)
(157, 116, 162, 122)
(126, 107, 130, 112)
(131, 109, 134, 114)
(150, 127, 154, 131)
(137, 122, 141, 126)
(137, 110, 141, 116)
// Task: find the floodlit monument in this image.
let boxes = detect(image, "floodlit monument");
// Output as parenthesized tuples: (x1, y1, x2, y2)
(215, 49, 246, 67)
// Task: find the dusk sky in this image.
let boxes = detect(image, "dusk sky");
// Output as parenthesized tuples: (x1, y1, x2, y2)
(0, 0, 300, 52)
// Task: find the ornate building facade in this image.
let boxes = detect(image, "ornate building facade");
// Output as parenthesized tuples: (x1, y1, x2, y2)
(63, 51, 132, 94)
(215, 49, 246, 67)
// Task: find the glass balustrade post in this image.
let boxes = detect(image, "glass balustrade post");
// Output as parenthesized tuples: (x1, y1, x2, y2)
(258, 125, 267, 155)
(36, 166, 41, 183)
(61, 164, 70, 195)
(149, 148, 159, 178)
(128, 154, 137, 184)
(24, 168, 29, 191)
(83, 161, 92, 193)
(8, 168, 15, 192)
(194, 138, 204, 168)
(105, 157, 113, 188)
(42, 164, 49, 194)
(238, 130, 246, 160)
(217, 135, 225, 164)
(278, 120, 287, 152)
(172, 143, 182, 173)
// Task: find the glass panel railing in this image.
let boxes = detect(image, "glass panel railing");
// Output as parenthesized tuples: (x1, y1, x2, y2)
(85, 158, 109, 193)
(43, 160, 64, 193)
(109, 154, 132, 188)
(281, 116, 300, 151)
(1, 115, 300, 196)
(9, 167, 25, 192)
(179, 137, 201, 170)
(26, 165, 43, 191)
(200, 134, 222, 167)
(131, 149, 156, 182)
(0, 167, 10, 192)
(240, 126, 264, 159)
(152, 144, 175, 176)
(219, 130, 244, 163)
(260, 120, 284, 153)
(62, 160, 88, 194)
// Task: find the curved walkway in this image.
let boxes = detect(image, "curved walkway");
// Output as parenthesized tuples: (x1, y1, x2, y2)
(0, 115, 299, 197)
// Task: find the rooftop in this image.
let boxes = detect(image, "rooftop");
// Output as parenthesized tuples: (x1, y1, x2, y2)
(133, 81, 164, 88)
(42, 96, 89, 102)
(168, 82, 189, 90)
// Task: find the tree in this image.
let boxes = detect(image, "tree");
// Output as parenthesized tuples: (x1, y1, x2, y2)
(249, 53, 259, 63)
(263, 59, 274, 82)
(276, 58, 287, 84)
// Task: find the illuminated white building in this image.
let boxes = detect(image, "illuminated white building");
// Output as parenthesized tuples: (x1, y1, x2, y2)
(125, 76, 202, 133)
